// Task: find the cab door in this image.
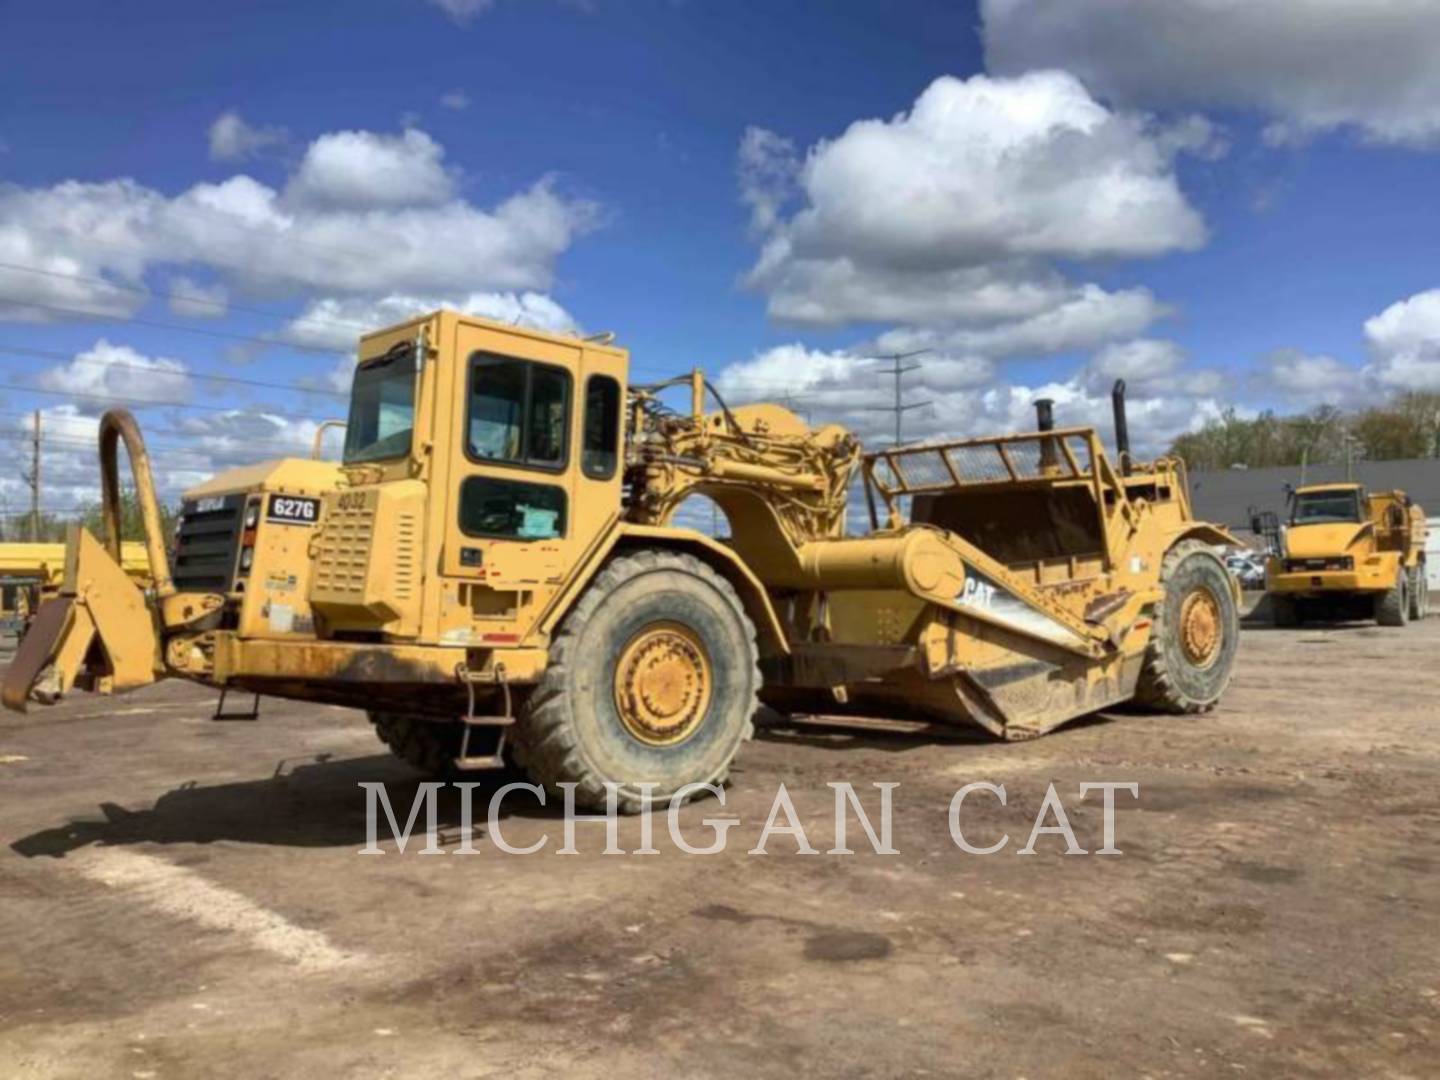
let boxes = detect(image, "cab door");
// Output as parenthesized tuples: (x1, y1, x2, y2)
(439, 320, 625, 643)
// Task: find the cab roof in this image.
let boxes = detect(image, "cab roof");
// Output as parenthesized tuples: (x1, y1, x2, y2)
(1295, 483, 1362, 494)
(357, 309, 627, 361)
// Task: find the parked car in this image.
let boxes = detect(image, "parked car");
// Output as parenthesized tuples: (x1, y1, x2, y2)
(1225, 553, 1266, 590)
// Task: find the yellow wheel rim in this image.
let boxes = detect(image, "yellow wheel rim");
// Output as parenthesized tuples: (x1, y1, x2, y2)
(1178, 587, 1222, 668)
(614, 621, 713, 746)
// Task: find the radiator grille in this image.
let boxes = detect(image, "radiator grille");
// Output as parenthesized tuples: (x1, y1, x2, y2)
(173, 494, 242, 592)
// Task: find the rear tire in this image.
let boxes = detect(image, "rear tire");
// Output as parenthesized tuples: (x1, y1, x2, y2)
(1408, 566, 1428, 621)
(1377, 571, 1409, 627)
(1136, 540, 1240, 713)
(514, 549, 760, 814)
(372, 713, 466, 778)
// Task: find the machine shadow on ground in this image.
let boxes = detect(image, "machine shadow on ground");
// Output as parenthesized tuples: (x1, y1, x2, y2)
(8, 753, 567, 859)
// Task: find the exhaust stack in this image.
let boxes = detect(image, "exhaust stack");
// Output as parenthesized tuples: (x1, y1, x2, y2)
(1035, 398, 1058, 471)
(1034, 398, 1055, 433)
(1111, 380, 1132, 475)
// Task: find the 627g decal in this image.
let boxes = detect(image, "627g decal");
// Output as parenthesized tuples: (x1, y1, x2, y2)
(267, 495, 321, 525)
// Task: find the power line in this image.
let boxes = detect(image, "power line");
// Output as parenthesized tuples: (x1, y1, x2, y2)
(0, 293, 347, 356)
(0, 262, 922, 401)
(0, 259, 377, 336)
(0, 431, 315, 465)
(0, 380, 333, 421)
(0, 406, 340, 436)
(0, 343, 348, 399)
(0, 415, 342, 462)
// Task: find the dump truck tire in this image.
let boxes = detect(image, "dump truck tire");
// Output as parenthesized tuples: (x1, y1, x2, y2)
(1270, 595, 1299, 628)
(1377, 571, 1409, 627)
(1407, 566, 1427, 621)
(515, 548, 760, 814)
(1136, 540, 1239, 713)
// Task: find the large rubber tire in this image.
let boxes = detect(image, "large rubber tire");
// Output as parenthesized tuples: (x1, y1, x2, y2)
(513, 549, 760, 814)
(1376, 571, 1409, 627)
(1270, 595, 1299, 629)
(1408, 565, 1428, 622)
(1136, 540, 1240, 713)
(372, 713, 468, 778)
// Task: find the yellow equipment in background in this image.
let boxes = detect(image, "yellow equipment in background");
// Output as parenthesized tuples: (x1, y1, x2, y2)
(0, 541, 150, 636)
(2, 311, 1242, 810)
(1266, 483, 1428, 626)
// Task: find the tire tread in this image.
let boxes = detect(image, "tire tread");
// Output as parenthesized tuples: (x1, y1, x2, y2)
(515, 548, 761, 813)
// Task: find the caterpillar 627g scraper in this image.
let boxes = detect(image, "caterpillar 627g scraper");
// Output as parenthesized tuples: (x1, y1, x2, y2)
(2, 312, 1241, 809)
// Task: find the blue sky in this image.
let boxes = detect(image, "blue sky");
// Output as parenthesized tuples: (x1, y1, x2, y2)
(3, 0, 1440, 513)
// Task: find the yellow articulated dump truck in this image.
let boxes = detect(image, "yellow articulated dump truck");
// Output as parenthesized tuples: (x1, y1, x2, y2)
(1266, 483, 1428, 627)
(3, 312, 1241, 810)
(0, 542, 150, 636)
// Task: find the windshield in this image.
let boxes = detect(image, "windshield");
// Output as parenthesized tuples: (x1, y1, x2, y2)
(1292, 490, 1362, 525)
(343, 346, 416, 464)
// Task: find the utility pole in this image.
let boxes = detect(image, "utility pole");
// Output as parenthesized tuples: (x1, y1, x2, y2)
(25, 410, 40, 542)
(1344, 434, 1360, 482)
(864, 350, 931, 446)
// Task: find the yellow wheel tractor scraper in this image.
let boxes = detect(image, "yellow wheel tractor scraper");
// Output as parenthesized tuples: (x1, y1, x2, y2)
(3, 312, 1242, 810)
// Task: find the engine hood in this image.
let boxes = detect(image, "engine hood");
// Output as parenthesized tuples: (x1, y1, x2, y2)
(183, 457, 345, 501)
(1285, 521, 1372, 559)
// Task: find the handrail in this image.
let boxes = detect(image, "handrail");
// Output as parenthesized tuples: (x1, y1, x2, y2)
(98, 409, 175, 598)
(866, 427, 1101, 497)
(311, 419, 347, 460)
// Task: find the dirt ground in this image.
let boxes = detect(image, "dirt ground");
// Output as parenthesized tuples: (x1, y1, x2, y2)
(1, 616, 1437, 1079)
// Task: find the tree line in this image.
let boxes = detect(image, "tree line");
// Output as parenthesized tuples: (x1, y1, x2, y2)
(0, 491, 179, 545)
(1168, 391, 1440, 471)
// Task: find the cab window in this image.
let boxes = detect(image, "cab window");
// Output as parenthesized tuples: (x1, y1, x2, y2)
(582, 375, 621, 479)
(1292, 490, 1362, 525)
(467, 354, 571, 469)
(459, 476, 566, 540)
(344, 345, 416, 464)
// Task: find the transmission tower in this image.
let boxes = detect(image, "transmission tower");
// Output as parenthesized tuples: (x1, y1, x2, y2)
(863, 350, 931, 446)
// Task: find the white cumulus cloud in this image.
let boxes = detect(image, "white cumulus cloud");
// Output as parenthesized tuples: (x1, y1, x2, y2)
(279, 291, 580, 352)
(741, 71, 1205, 364)
(0, 125, 598, 324)
(285, 128, 454, 209)
(37, 339, 191, 410)
(1364, 288, 1440, 390)
(1256, 347, 1363, 405)
(710, 340, 1224, 460)
(982, 0, 1440, 147)
(208, 111, 287, 162)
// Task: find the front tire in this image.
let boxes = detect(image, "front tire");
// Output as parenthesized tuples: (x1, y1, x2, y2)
(1377, 571, 1409, 627)
(515, 549, 760, 813)
(1136, 540, 1240, 713)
